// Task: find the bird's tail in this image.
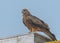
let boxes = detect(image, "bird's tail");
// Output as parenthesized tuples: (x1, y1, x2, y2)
(44, 30, 57, 41)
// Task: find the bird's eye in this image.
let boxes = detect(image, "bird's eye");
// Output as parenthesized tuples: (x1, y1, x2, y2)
(23, 10, 26, 11)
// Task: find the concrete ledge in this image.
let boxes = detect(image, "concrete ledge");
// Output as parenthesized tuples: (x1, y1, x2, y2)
(34, 33, 52, 43)
(0, 33, 52, 43)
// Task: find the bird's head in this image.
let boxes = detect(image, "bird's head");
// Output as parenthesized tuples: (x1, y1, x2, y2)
(22, 8, 31, 16)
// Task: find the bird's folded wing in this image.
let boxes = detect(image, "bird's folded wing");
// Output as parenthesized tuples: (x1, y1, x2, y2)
(29, 16, 49, 29)
(27, 16, 48, 29)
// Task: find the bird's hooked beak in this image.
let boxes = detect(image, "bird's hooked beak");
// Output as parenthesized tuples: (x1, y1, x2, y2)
(22, 8, 31, 16)
(22, 9, 29, 15)
(22, 9, 27, 14)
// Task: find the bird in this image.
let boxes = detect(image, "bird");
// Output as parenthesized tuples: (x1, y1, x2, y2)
(22, 8, 57, 41)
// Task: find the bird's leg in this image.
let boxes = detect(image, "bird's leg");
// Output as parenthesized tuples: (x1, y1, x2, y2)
(31, 28, 36, 33)
(28, 28, 36, 34)
(28, 28, 35, 33)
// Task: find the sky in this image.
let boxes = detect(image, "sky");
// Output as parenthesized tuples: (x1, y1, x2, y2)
(0, 0, 60, 40)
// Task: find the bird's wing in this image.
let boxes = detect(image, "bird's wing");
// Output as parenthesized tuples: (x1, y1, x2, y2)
(27, 16, 50, 30)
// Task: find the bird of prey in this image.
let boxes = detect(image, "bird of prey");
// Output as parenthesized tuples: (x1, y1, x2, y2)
(22, 8, 57, 41)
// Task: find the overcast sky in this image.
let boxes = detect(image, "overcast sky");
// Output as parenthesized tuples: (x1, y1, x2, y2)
(0, 0, 60, 40)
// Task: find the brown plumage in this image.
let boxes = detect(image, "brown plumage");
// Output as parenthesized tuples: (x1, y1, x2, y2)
(22, 8, 57, 41)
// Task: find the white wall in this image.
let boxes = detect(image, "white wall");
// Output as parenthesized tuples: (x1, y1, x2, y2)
(0, 33, 34, 43)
